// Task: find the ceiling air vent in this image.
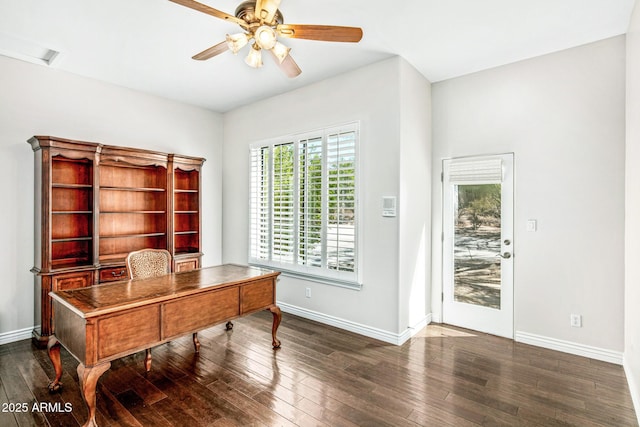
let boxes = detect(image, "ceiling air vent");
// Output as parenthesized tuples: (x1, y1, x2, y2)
(0, 32, 60, 67)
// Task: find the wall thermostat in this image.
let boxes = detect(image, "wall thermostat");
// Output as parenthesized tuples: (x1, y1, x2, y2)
(382, 196, 397, 217)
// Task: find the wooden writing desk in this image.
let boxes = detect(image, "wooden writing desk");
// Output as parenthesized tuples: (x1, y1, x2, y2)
(46, 264, 281, 427)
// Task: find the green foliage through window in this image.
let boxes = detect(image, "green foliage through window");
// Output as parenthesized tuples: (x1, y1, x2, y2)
(457, 184, 501, 230)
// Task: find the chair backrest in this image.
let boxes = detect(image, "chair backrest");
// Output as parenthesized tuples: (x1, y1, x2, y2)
(126, 249, 171, 280)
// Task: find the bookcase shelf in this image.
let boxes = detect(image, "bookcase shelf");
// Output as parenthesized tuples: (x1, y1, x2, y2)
(52, 183, 93, 189)
(173, 167, 201, 261)
(29, 136, 205, 347)
(100, 187, 166, 192)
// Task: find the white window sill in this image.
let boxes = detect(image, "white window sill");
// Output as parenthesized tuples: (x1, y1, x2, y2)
(249, 263, 363, 291)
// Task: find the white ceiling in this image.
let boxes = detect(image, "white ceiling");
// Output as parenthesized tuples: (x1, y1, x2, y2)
(0, 0, 635, 112)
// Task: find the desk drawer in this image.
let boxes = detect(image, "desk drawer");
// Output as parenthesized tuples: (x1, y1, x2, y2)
(99, 266, 129, 283)
(97, 305, 160, 359)
(162, 287, 239, 339)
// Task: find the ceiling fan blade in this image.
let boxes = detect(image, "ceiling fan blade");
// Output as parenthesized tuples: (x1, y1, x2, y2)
(255, 0, 282, 24)
(192, 41, 229, 60)
(276, 24, 363, 42)
(269, 50, 301, 78)
(169, 0, 247, 27)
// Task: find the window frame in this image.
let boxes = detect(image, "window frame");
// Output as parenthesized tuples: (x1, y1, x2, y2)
(248, 122, 362, 289)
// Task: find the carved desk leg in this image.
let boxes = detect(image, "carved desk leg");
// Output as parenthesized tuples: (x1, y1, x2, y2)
(268, 305, 282, 349)
(144, 349, 152, 372)
(47, 335, 63, 392)
(193, 332, 200, 353)
(77, 361, 111, 427)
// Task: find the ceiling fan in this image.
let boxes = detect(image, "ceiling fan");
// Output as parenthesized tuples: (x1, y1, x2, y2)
(169, 0, 363, 78)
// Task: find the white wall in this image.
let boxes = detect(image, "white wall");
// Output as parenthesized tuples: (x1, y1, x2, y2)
(0, 55, 223, 338)
(223, 57, 431, 340)
(432, 36, 626, 354)
(626, 0, 640, 417)
(398, 60, 432, 333)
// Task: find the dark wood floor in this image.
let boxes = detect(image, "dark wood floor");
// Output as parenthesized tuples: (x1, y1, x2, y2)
(0, 311, 637, 426)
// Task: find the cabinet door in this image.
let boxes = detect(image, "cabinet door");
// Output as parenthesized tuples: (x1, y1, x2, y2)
(175, 258, 199, 272)
(53, 271, 94, 291)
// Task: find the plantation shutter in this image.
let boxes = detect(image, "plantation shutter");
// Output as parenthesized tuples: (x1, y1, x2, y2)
(272, 142, 295, 264)
(249, 146, 270, 261)
(248, 122, 360, 288)
(326, 127, 357, 273)
(298, 137, 323, 267)
(447, 157, 503, 184)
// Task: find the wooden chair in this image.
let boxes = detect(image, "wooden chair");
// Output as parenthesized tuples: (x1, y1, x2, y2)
(125, 249, 201, 371)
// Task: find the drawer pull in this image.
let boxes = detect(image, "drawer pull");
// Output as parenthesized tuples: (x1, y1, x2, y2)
(111, 270, 126, 277)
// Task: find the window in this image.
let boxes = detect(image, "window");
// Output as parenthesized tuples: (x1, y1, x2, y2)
(249, 123, 360, 288)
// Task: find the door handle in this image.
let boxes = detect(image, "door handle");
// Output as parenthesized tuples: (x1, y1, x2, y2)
(498, 252, 512, 259)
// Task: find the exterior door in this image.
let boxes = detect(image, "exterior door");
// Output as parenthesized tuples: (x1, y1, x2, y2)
(442, 153, 514, 338)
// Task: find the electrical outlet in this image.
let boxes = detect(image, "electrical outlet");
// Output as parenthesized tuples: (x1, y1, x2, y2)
(305, 287, 311, 298)
(570, 314, 582, 328)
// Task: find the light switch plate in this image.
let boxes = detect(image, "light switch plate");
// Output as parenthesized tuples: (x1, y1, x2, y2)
(526, 219, 537, 232)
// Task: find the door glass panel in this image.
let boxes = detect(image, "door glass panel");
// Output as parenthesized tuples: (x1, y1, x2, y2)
(454, 184, 502, 309)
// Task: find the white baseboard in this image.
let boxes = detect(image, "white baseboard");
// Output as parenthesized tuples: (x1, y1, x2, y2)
(624, 356, 640, 426)
(278, 301, 431, 345)
(397, 314, 432, 345)
(515, 331, 623, 365)
(0, 327, 33, 346)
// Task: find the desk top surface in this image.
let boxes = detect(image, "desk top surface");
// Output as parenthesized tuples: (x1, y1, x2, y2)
(50, 264, 279, 318)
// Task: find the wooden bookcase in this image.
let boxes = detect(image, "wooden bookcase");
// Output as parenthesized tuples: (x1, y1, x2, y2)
(28, 136, 205, 346)
(172, 155, 203, 272)
(51, 157, 94, 269)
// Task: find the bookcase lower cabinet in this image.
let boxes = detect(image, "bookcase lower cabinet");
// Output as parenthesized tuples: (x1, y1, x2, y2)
(175, 256, 200, 272)
(29, 136, 205, 347)
(32, 270, 95, 346)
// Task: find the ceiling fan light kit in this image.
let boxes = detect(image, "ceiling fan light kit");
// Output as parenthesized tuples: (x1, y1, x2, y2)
(245, 42, 263, 68)
(170, 0, 363, 77)
(226, 33, 249, 54)
(271, 41, 290, 64)
(254, 25, 278, 50)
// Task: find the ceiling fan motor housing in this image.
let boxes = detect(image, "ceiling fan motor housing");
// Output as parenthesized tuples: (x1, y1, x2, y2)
(235, 1, 283, 26)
